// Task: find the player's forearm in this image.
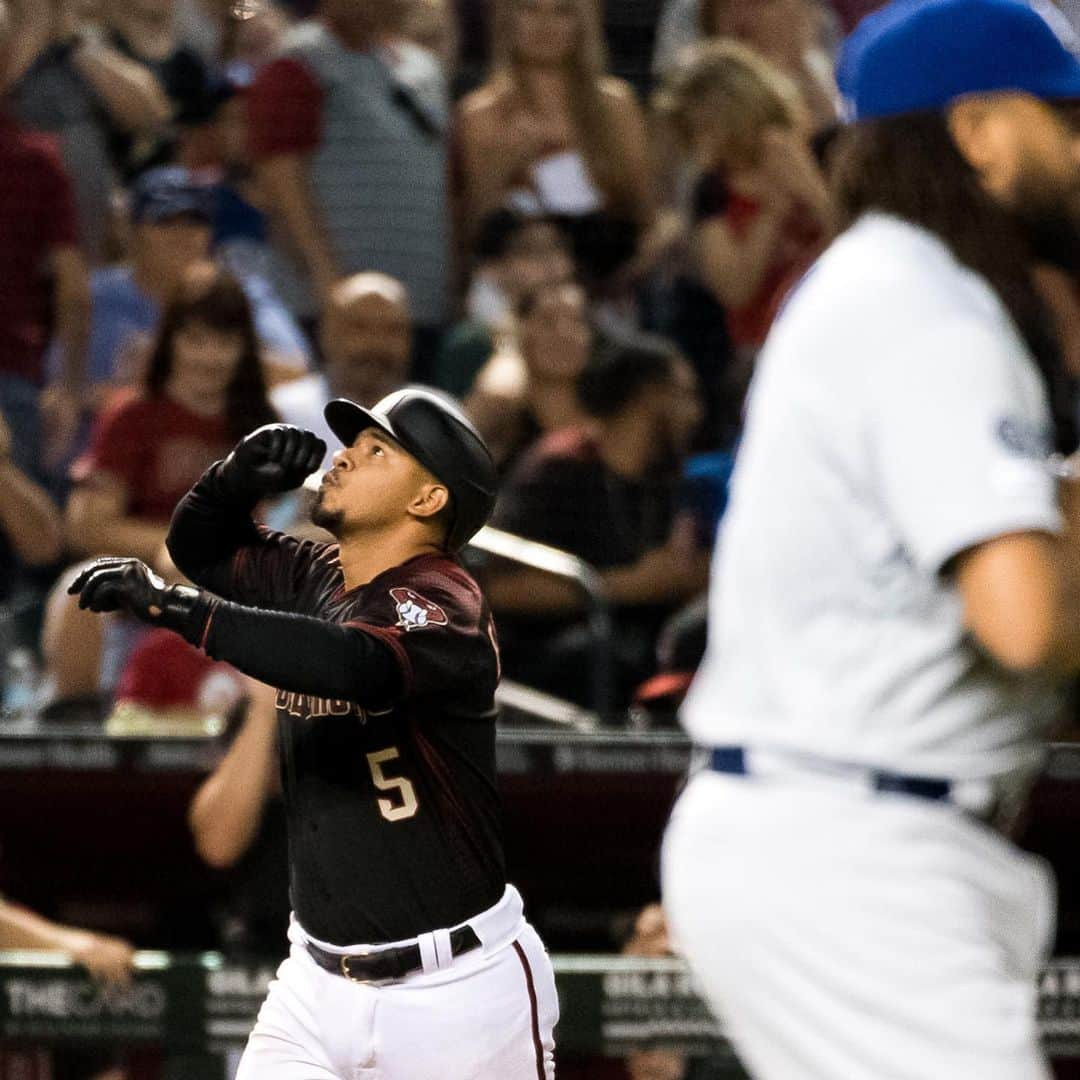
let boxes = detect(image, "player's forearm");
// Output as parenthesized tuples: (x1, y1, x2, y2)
(167, 462, 262, 589)
(194, 600, 403, 707)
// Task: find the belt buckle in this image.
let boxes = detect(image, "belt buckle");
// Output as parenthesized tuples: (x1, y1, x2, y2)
(339, 948, 372, 983)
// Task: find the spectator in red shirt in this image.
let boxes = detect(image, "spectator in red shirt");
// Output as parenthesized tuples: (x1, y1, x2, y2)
(0, 20, 90, 477)
(654, 39, 829, 353)
(42, 262, 276, 700)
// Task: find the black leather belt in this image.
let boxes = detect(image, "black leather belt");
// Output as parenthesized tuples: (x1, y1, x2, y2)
(306, 924, 481, 983)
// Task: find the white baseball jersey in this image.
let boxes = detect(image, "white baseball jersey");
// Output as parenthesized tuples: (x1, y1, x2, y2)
(682, 211, 1064, 781)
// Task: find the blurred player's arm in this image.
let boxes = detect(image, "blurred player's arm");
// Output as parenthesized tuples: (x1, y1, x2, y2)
(0, 898, 135, 985)
(189, 679, 279, 869)
(955, 472, 1080, 673)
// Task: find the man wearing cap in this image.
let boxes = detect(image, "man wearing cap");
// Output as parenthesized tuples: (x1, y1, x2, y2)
(67, 165, 311, 410)
(67, 389, 557, 1079)
(661, 1, 1080, 1078)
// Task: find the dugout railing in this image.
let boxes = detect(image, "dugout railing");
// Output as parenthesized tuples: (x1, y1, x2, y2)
(467, 525, 617, 720)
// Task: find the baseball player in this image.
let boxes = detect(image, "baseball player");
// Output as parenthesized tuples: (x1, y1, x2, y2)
(69, 388, 558, 1078)
(661, 1, 1080, 1078)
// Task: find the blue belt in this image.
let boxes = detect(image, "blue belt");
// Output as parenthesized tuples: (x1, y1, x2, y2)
(708, 746, 953, 803)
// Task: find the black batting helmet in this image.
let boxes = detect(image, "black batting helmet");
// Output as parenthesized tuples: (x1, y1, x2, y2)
(324, 387, 497, 552)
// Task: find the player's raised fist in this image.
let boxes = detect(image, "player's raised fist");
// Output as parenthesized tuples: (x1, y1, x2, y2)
(221, 424, 327, 500)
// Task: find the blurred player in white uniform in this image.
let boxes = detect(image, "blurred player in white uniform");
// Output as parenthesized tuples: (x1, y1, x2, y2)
(662, 1, 1080, 1077)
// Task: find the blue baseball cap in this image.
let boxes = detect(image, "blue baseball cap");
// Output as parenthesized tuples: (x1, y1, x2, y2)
(131, 166, 217, 225)
(839, 0, 1080, 121)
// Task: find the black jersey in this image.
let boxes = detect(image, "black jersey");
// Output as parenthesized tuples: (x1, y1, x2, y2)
(202, 523, 505, 945)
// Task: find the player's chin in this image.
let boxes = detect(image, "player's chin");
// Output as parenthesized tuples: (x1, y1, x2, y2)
(310, 497, 344, 535)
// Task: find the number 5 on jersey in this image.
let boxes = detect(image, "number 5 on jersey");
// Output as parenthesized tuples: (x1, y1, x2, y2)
(366, 746, 420, 822)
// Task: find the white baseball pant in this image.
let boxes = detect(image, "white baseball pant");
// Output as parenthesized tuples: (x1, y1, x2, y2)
(236, 885, 558, 1079)
(662, 770, 1055, 1080)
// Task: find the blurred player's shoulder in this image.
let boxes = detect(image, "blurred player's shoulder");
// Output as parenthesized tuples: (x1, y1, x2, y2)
(791, 212, 1003, 325)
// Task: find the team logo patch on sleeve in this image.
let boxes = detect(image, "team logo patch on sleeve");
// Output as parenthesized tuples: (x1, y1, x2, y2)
(390, 587, 449, 631)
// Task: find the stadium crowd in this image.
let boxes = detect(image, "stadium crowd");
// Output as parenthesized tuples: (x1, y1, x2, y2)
(1, 0, 1079, 1075)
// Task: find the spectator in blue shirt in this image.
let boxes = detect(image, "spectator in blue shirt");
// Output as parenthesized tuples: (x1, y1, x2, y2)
(50, 165, 312, 417)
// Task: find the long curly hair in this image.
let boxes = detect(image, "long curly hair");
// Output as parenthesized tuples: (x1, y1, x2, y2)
(830, 111, 1075, 453)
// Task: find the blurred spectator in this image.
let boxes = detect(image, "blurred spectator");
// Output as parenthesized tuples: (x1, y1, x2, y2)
(0, 897, 135, 983)
(455, 0, 655, 292)
(112, 626, 244, 722)
(650, 39, 828, 451)
(175, 0, 230, 62)
(466, 281, 592, 471)
(188, 678, 291, 953)
(619, 904, 729, 1080)
(651, 0, 838, 132)
(0, 412, 64, 613)
(401, 0, 458, 71)
(487, 334, 708, 707)
(272, 272, 413, 469)
(655, 40, 828, 351)
(247, 0, 450, 373)
(43, 262, 276, 700)
(65, 165, 310, 415)
(0, 31, 91, 477)
(102, 0, 216, 178)
(5, 0, 172, 264)
(435, 209, 575, 397)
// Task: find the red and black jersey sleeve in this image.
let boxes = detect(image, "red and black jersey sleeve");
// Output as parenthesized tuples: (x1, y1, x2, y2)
(337, 555, 500, 711)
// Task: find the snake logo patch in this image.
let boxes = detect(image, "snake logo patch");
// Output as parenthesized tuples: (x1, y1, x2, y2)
(391, 588, 449, 632)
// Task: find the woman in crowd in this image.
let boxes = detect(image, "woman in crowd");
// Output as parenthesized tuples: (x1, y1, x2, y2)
(656, 40, 829, 350)
(652, 0, 839, 133)
(652, 39, 829, 447)
(42, 262, 276, 699)
(454, 0, 655, 291)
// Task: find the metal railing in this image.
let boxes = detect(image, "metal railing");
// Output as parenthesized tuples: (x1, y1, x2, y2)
(467, 526, 616, 719)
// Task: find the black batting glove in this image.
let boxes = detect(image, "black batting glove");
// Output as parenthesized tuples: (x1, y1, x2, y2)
(219, 424, 327, 503)
(68, 557, 214, 646)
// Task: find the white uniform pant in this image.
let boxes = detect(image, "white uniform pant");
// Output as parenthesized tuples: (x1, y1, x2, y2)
(662, 771, 1055, 1080)
(236, 885, 558, 1080)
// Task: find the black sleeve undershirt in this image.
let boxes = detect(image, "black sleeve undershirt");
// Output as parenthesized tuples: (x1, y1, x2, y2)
(166, 461, 261, 598)
(198, 598, 404, 708)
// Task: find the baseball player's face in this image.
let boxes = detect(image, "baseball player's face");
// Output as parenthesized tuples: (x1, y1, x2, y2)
(312, 430, 446, 540)
(954, 93, 1080, 272)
